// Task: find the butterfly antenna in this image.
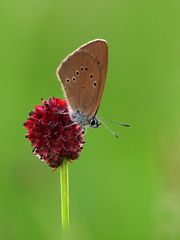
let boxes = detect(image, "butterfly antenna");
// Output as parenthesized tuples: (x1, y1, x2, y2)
(99, 117, 130, 127)
(100, 120, 119, 138)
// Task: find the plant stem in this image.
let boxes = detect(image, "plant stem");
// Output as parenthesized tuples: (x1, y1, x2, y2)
(60, 159, 69, 232)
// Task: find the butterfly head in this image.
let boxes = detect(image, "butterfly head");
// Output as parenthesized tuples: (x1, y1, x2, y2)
(89, 117, 100, 128)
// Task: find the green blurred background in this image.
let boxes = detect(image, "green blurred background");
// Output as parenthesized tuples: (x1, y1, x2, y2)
(1, 0, 180, 239)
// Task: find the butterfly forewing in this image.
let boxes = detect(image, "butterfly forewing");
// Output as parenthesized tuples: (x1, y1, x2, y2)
(57, 39, 108, 117)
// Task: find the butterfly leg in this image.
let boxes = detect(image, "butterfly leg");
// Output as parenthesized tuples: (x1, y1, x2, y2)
(64, 122, 77, 128)
(74, 126, 86, 138)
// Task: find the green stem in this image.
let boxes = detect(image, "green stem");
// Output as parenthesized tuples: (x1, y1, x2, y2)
(60, 159, 69, 232)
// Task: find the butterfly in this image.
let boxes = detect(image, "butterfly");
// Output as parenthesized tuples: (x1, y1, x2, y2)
(56, 39, 108, 129)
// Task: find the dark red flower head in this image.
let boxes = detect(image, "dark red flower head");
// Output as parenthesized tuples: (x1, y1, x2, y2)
(24, 97, 85, 169)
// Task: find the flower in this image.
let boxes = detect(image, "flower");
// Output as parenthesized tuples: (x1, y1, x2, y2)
(24, 97, 85, 169)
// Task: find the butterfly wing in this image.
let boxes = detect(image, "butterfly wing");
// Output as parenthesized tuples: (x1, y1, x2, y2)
(80, 39, 108, 91)
(56, 39, 108, 117)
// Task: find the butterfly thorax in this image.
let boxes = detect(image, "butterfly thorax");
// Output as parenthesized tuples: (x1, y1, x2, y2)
(70, 110, 100, 128)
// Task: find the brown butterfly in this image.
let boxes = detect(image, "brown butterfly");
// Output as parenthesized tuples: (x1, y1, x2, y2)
(56, 39, 108, 128)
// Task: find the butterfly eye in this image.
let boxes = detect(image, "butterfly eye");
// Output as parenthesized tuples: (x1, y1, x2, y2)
(90, 74, 94, 79)
(85, 66, 88, 71)
(80, 67, 84, 71)
(66, 79, 70, 83)
(72, 77, 76, 82)
(90, 117, 99, 128)
(76, 71, 79, 75)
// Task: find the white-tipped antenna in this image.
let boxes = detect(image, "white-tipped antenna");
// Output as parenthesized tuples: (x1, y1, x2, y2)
(99, 117, 130, 138)
(100, 120, 119, 138)
(99, 117, 130, 127)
